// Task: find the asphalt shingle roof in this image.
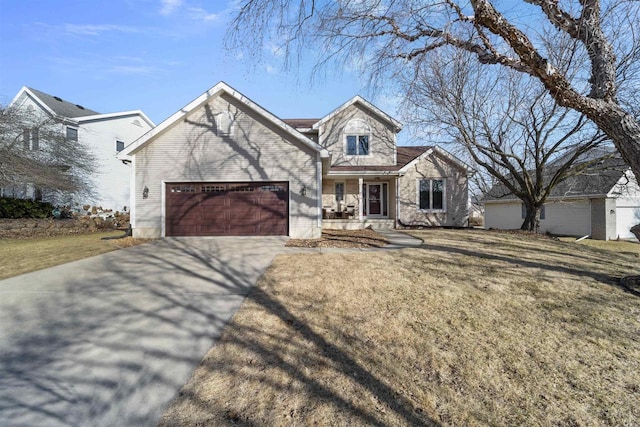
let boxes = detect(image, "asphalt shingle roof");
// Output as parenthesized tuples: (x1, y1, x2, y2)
(27, 87, 100, 118)
(329, 146, 431, 172)
(483, 156, 629, 201)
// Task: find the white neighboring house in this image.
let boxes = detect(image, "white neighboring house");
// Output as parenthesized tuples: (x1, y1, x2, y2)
(483, 158, 640, 240)
(3, 87, 154, 211)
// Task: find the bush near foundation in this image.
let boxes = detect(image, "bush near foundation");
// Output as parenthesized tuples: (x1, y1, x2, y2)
(0, 197, 53, 219)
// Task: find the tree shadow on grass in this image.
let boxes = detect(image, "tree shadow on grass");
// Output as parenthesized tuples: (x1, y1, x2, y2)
(1, 237, 438, 427)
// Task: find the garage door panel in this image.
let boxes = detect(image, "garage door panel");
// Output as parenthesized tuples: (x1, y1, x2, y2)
(200, 197, 227, 207)
(229, 225, 260, 235)
(201, 213, 227, 222)
(166, 182, 288, 237)
(200, 224, 228, 234)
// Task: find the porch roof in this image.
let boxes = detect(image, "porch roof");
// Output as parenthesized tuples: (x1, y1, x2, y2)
(327, 146, 431, 175)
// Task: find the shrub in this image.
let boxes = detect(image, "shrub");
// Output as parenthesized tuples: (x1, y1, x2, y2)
(0, 197, 54, 218)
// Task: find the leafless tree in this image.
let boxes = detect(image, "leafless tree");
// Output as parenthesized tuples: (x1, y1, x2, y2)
(228, 0, 640, 187)
(405, 51, 612, 231)
(0, 104, 96, 204)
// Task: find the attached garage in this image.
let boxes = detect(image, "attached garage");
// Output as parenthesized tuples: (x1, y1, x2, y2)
(616, 199, 640, 239)
(166, 182, 288, 236)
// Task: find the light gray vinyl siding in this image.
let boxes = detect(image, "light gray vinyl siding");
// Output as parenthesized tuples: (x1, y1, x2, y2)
(398, 151, 468, 227)
(319, 103, 396, 167)
(133, 93, 320, 238)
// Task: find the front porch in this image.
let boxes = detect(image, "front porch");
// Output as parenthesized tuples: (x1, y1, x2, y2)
(321, 176, 397, 230)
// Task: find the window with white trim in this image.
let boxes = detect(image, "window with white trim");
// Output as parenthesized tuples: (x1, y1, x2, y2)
(418, 179, 446, 211)
(344, 119, 370, 156)
(215, 112, 234, 136)
(22, 128, 39, 151)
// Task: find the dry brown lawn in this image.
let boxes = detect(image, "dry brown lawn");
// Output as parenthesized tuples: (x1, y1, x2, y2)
(286, 228, 389, 248)
(559, 236, 640, 257)
(160, 229, 640, 427)
(0, 232, 151, 280)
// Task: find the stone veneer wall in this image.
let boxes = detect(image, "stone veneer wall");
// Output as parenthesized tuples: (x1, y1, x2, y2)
(0, 215, 128, 238)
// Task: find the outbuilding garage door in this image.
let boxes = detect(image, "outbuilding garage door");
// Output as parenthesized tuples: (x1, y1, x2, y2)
(166, 182, 288, 236)
(617, 205, 640, 239)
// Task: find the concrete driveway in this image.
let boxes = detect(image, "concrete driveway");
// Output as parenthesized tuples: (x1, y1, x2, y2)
(0, 236, 290, 427)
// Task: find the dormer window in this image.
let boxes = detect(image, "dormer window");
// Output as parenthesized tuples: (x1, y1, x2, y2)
(345, 119, 370, 156)
(215, 111, 234, 136)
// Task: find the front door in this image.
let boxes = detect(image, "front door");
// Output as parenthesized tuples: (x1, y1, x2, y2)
(368, 183, 382, 216)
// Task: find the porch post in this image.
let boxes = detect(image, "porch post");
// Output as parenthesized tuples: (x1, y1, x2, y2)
(358, 177, 364, 220)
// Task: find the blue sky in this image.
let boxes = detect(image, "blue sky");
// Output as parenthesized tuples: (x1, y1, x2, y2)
(0, 0, 391, 128)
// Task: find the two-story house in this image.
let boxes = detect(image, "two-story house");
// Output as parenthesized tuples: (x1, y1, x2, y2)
(4, 87, 154, 210)
(119, 82, 471, 238)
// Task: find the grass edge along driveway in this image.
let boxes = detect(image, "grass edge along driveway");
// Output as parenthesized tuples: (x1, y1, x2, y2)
(0, 232, 149, 280)
(159, 229, 639, 427)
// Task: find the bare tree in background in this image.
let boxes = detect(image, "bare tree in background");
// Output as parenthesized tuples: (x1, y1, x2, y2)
(0, 104, 96, 204)
(228, 0, 640, 187)
(404, 51, 613, 231)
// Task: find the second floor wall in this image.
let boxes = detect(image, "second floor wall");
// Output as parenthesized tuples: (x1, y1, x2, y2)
(317, 102, 397, 168)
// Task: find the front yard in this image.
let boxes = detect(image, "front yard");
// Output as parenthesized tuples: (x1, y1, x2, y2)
(160, 229, 639, 426)
(0, 232, 148, 280)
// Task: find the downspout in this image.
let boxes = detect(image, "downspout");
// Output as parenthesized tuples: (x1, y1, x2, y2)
(317, 153, 323, 229)
(396, 176, 400, 229)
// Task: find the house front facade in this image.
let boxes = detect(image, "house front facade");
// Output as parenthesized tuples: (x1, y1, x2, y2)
(120, 82, 471, 239)
(4, 87, 154, 210)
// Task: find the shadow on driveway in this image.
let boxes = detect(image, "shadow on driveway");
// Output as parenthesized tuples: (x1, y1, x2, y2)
(0, 237, 287, 427)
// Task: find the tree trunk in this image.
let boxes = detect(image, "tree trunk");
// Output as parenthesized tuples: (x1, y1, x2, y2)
(520, 202, 541, 232)
(587, 104, 640, 181)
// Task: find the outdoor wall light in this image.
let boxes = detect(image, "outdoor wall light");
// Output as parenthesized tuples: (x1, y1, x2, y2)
(301, 185, 307, 196)
(143, 186, 149, 199)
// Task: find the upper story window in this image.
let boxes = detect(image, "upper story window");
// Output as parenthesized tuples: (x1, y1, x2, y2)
(345, 119, 370, 156)
(116, 140, 125, 152)
(22, 128, 39, 151)
(418, 179, 446, 211)
(215, 111, 235, 137)
(66, 126, 78, 142)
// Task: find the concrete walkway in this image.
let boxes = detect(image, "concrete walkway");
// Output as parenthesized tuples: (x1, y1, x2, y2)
(376, 229, 423, 248)
(0, 237, 290, 427)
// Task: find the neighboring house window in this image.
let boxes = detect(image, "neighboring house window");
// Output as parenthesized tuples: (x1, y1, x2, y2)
(345, 119, 370, 156)
(66, 126, 78, 142)
(335, 182, 345, 203)
(23, 128, 30, 150)
(522, 204, 546, 219)
(22, 128, 39, 150)
(31, 129, 39, 151)
(418, 179, 446, 211)
(116, 140, 125, 152)
(215, 112, 234, 136)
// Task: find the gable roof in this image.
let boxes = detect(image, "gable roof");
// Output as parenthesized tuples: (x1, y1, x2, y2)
(10, 86, 155, 128)
(283, 118, 320, 129)
(483, 155, 630, 202)
(312, 95, 403, 132)
(328, 145, 473, 174)
(119, 81, 328, 158)
(22, 87, 101, 118)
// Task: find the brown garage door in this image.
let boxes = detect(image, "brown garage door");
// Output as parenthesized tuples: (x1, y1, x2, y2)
(166, 182, 288, 236)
